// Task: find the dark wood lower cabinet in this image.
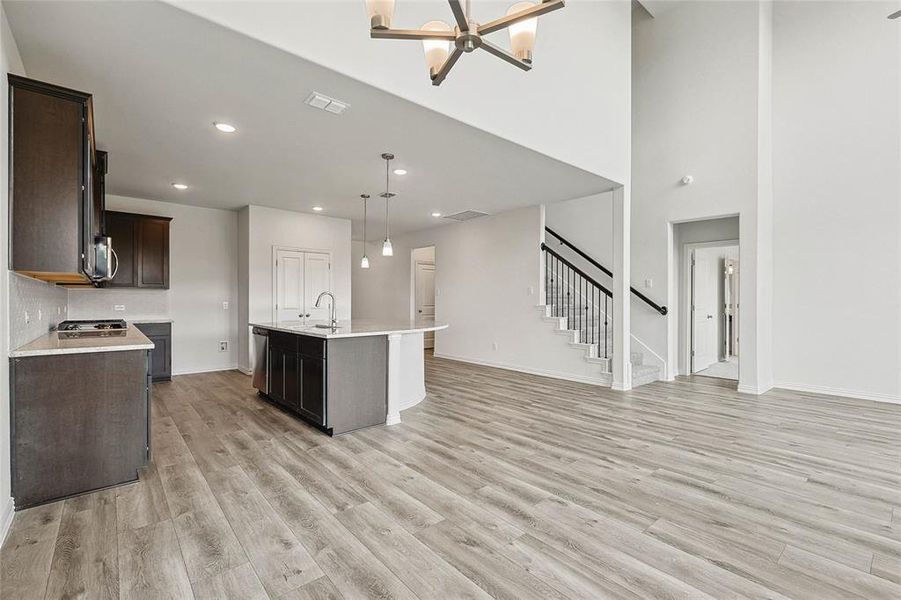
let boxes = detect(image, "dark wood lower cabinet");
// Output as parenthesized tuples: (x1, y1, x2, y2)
(260, 331, 384, 435)
(269, 344, 299, 411)
(11, 349, 151, 510)
(134, 322, 172, 382)
(299, 357, 325, 423)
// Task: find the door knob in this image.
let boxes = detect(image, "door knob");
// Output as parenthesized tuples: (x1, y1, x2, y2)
(418, 309, 422, 313)
(707, 314, 713, 319)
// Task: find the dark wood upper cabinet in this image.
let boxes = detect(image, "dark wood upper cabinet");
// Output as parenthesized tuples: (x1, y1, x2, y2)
(104, 211, 137, 287)
(8, 75, 99, 284)
(93, 150, 107, 237)
(137, 216, 169, 288)
(104, 211, 171, 289)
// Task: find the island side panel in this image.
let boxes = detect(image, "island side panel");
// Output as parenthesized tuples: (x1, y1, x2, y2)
(11, 349, 150, 509)
(326, 336, 387, 434)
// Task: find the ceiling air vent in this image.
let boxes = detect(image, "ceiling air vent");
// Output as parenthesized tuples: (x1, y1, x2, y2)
(444, 210, 489, 222)
(304, 91, 350, 115)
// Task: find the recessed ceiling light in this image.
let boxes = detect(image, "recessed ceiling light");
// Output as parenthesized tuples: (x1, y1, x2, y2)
(172, 183, 188, 190)
(312, 206, 324, 212)
(393, 169, 407, 176)
(214, 122, 236, 133)
(431, 212, 442, 217)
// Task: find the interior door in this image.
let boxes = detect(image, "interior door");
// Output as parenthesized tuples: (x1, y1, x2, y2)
(275, 249, 305, 321)
(304, 252, 331, 321)
(691, 250, 719, 372)
(415, 261, 436, 349)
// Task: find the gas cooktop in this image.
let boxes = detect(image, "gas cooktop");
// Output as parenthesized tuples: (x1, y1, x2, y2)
(57, 319, 128, 339)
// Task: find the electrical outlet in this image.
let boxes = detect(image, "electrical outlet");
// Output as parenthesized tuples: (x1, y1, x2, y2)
(37, 309, 42, 322)
(57, 306, 61, 316)
(219, 341, 228, 352)
(114, 305, 126, 311)
(24, 310, 30, 324)
(222, 301, 229, 310)
(492, 342, 498, 351)
(645, 278, 653, 289)
(528, 286, 534, 296)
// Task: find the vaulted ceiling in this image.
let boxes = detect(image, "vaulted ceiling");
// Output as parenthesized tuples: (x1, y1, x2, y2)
(6, 0, 618, 237)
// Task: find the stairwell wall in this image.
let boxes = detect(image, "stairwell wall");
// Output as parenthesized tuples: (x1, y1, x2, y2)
(352, 206, 609, 384)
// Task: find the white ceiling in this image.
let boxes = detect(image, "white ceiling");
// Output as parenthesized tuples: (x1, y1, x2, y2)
(166, 0, 634, 181)
(5, 0, 616, 238)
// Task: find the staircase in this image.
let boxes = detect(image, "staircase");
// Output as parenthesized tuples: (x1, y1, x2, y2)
(539, 230, 664, 388)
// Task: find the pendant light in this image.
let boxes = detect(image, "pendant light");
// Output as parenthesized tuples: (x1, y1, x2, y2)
(360, 193, 371, 269)
(380, 152, 395, 257)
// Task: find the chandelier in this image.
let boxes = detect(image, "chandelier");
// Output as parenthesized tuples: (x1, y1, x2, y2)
(365, 0, 565, 86)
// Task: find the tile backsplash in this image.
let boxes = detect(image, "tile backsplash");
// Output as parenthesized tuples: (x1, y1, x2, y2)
(9, 273, 68, 349)
(67, 287, 170, 321)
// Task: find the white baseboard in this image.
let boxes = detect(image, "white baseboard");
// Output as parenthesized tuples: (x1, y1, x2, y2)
(433, 353, 611, 387)
(611, 382, 632, 391)
(237, 366, 252, 376)
(774, 381, 901, 405)
(737, 383, 773, 395)
(172, 365, 239, 377)
(0, 496, 14, 548)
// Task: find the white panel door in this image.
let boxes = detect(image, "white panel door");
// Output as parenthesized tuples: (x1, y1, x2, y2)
(691, 250, 719, 372)
(415, 261, 436, 349)
(304, 252, 331, 321)
(275, 249, 305, 322)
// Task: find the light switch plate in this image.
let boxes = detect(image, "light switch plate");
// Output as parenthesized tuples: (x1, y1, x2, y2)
(114, 305, 126, 311)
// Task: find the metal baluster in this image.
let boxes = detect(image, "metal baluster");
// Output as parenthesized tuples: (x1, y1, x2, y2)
(604, 294, 609, 359)
(579, 275, 583, 342)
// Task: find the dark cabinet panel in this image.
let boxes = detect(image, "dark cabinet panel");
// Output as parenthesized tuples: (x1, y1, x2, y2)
(11, 350, 150, 509)
(93, 150, 107, 238)
(268, 344, 299, 410)
(269, 346, 286, 405)
(265, 333, 322, 421)
(105, 212, 137, 287)
(137, 217, 169, 288)
(103, 211, 170, 289)
(134, 322, 171, 382)
(299, 357, 325, 425)
(9, 76, 91, 280)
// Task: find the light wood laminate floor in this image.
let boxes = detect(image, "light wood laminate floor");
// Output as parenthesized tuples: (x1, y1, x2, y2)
(2, 354, 900, 599)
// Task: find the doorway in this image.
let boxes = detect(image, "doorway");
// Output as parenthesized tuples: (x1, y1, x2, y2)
(687, 242, 739, 380)
(272, 247, 331, 322)
(411, 246, 436, 349)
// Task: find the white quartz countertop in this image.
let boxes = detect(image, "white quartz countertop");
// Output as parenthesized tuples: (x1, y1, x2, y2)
(250, 319, 448, 339)
(10, 327, 155, 358)
(129, 318, 174, 324)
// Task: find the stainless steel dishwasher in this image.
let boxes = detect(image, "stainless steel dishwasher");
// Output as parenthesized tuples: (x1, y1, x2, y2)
(251, 327, 269, 394)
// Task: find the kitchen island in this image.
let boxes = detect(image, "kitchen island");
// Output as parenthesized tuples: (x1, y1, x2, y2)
(250, 319, 447, 434)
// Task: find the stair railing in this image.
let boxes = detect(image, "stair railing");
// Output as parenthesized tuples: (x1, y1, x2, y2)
(544, 226, 668, 315)
(542, 243, 612, 359)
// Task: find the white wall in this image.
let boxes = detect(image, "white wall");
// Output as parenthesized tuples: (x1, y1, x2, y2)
(68, 195, 239, 375)
(167, 0, 633, 182)
(1, 3, 24, 537)
(632, 1, 772, 391)
(241, 205, 352, 370)
(545, 192, 614, 267)
(353, 206, 613, 381)
(772, 1, 901, 401)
